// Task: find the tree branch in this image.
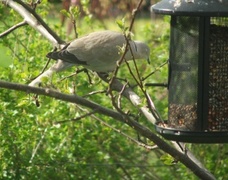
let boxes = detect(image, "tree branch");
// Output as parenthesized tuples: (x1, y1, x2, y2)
(0, 0, 216, 179)
(98, 73, 157, 125)
(1, 0, 75, 86)
(0, 80, 216, 179)
(8, 0, 64, 44)
(0, 20, 27, 38)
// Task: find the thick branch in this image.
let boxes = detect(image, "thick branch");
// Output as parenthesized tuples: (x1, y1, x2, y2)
(0, 80, 123, 120)
(1, 0, 75, 87)
(0, 0, 216, 178)
(2, 0, 64, 45)
(15, 0, 64, 44)
(0, 80, 216, 180)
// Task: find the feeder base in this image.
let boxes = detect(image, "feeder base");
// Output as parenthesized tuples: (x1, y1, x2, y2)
(155, 123, 228, 143)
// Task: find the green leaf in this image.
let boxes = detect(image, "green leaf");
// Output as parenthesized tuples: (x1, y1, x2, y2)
(69, 6, 81, 18)
(0, 45, 13, 67)
(60, 9, 70, 18)
(17, 99, 29, 107)
(160, 154, 174, 166)
(115, 17, 126, 30)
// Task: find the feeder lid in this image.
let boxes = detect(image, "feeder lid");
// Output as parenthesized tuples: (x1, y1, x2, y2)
(152, 0, 228, 16)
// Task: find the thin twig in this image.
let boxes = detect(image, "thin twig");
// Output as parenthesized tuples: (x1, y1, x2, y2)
(75, 105, 157, 150)
(107, 48, 128, 94)
(108, 0, 144, 92)
(128, 0, 144, 32)
(112, 0, 161, 123)
(124, 57, 142, 86)
(145, 92, 163, 122)
(59, 68, 93, 84)
(59, 72, 78, 82)
(99, 73, 131, 123)
(94, 114, 157, 150)
(120, 0, 163, 123)
(1, 20, 28, 50)
(117, 81, 129, 109)
(142, 60, 168, 82)
(54, 109, 98, 124)
(82, 90, 107, 98)
(30, 59, 51, 81)
(29, 127, 48, 163)
(0, 21, 27, 38)
(31, 0, 41, 10)
(72, 18, 78, 39)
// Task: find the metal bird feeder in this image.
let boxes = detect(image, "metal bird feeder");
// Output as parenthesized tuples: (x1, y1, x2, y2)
(151, 0, 228, 143)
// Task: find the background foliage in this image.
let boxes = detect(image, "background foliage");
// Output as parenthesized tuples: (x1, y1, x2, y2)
(0, 1, 228, 179)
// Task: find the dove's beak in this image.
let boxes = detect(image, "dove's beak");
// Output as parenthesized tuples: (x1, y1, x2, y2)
(147, 57, 150, 64)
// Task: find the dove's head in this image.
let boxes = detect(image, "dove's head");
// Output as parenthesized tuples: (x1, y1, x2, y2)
(129, 41, 150, 63)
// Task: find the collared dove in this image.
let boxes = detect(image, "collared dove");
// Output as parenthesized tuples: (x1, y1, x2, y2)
(46, 30, 150, 73)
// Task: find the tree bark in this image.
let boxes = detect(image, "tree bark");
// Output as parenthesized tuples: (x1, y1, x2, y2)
(0, 80, 216, 180)
(0, 0, 217, 179)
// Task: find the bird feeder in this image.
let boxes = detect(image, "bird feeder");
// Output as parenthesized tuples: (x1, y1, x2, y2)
(151, 0, 228, 143)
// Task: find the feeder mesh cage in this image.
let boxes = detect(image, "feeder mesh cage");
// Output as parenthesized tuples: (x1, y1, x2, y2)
(208, 18, 228, 131)
(168, 17, 228, 131)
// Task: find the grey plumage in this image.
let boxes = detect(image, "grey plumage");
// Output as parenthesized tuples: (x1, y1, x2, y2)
(46, 30, 150, 72)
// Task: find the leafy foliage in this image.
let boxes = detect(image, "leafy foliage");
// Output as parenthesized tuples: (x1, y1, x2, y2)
(0, 1, 228, 179)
